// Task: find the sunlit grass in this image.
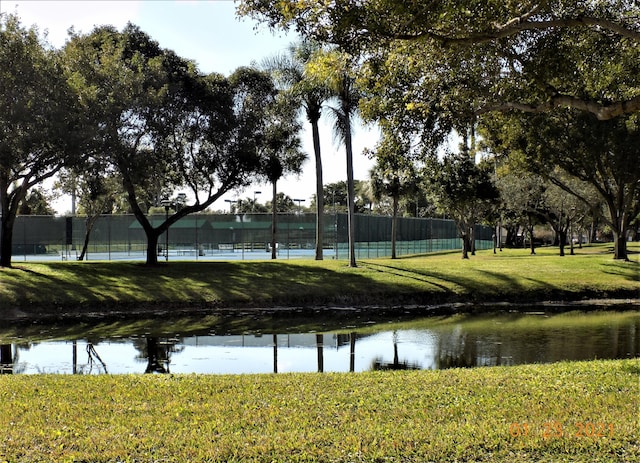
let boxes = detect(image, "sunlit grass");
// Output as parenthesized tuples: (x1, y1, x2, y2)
(0, 244, 637, 462)
(0, 359, 636, 462)
(0, 243, 637, 320)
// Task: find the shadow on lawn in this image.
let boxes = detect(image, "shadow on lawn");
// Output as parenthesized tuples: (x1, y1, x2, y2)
(600, 260, 640, 284)
(360, 261, 541, 298)
(3, 261, 427, 314)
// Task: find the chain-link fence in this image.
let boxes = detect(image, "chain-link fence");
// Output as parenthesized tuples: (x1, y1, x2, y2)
(8, 213, 493, 262)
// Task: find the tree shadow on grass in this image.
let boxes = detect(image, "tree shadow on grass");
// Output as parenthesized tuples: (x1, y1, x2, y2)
(361, 261, 547, 298)
(2, 261, 428, 318)
(600, 261, 640, 284)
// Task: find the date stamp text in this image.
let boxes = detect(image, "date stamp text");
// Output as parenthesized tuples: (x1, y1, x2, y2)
(509, 421, 615, 439)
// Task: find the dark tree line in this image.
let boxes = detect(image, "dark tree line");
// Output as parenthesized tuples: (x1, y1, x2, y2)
(0, 16, 304, 266)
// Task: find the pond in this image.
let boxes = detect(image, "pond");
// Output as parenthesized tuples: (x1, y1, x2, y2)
(1, 308, 638, 375)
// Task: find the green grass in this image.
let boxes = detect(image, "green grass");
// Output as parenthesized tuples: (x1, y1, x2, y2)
(0, 245, 638, 462)
(0, 244, 638, 321)
(0, 359, 637, 462)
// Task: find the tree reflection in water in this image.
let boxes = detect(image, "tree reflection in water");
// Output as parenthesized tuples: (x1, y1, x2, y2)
(2, 311, 638, 374)
(370, 332, 421, 371)
(86, 343, 108, 374)
(134, 337, 183, 374)
(1, 344, 13, 374)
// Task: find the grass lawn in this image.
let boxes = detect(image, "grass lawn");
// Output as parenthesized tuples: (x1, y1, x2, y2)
(0, 243, 638, 321)
(0, 244, 638, 462)
(0, 359, 637, 462)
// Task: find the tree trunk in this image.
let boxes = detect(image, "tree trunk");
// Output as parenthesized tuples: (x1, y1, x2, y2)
(0, 185, 25, 268)
(526, 216, 536, 255)
(0, 217, 14, 268)
(558, 229, 567, 256)
(470, 226, 476, 256)
(463, 234, 472, 259)
(146, 231, 160, 266)
(529, 225, 536, 255)
(505, 225, 518, 247)
(77, 214, 101, 261)
(391, 194, 398, 259)
(606, 200, 629, 260)
(311, 120, 324, 260)
(493, 231, 497, 254)
(459, 222, 469, 259)
(344, 115, 357, 268)
(271, 180, 277, 260)
(612, 229, 629, 261)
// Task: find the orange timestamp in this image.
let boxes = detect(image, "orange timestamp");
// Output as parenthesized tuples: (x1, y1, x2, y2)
(510, 421, 615, 439)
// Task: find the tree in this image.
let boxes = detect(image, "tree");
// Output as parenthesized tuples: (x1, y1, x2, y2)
(311, 181, 370, 214)
(424, 151, 499, 259)
(256, 96, 306, 260)
(235, 196, 267, 214)
(17, 188, 55, 216)
(264, 40, 331, 260)
(238, 1, 639, 121)
(495, 170, 546, 254)
(265, 192, 295, 213)
(367, 131, 418, 259)
(239, 2, 639, 213)
(306, 49, 361, 267)
(57, 163, 121, 260)
(482, 110, 640, 260)
(0, 14, 88, 267)
(64, 25, 279, 265)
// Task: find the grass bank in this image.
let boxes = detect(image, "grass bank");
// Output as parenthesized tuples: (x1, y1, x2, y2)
(0, 244, 638, 321)
(0, 359, 637, 462)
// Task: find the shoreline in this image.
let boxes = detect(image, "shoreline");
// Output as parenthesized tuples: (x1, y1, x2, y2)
(2, 246, 638, 324)
(3, 294, 639, 326)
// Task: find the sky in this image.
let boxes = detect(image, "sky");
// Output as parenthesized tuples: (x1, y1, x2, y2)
(3, 0, 379, 214)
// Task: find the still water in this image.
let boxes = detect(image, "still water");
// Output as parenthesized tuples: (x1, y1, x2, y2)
(1, 309, 638, 374)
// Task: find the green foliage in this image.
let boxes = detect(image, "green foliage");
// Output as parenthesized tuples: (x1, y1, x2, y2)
(367, 129, 420, 257)
(424, 152, 499, 257)
(306, 47, 363, 266)
(482, 110, 640, 259)
(0, 359, 637, 462)
(262, 40, 332, 259)
(0, 14, 89, 266)
(367, 130, 418, 206)
(238, 0, 640, 120)
(265, 191, 296, 213)
(63, 25, 302, 264)
(17, 188, 55, 216)
(313, 181, 370, 214)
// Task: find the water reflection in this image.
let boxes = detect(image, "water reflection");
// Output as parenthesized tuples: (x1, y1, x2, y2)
(371, 331, 422, 371)
(0, 310, 638, 375)
(1, 344, 14, 374)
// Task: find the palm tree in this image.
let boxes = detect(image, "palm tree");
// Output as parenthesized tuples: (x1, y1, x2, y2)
(307, 49, 361, 267)
(263, 40, 331, 260)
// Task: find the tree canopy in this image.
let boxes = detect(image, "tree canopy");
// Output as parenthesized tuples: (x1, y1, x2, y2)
(63, 24, 298, 265)
(0, 14, 89, 266)
(238, 1, 639, 131)
(481, 110, 640, 259)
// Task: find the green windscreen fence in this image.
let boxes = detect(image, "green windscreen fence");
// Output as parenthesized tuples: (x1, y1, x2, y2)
(7, 213, 493, 261)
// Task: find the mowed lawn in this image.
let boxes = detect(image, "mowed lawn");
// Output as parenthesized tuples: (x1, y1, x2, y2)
(0, 244, 638, 319)
(0, 359, 637, 462)
(0, 244, 638, 462)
